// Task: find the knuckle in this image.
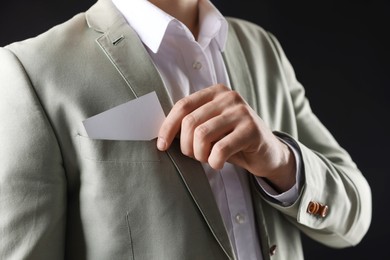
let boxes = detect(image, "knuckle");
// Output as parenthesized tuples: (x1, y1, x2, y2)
(220, 90, 244, 106)
(228, 90, 244, 103)
(236, 103, 249, 115)
(175, 97, 192, 112)
(215, 83, 229, 92)
(212, 141, 228, 158)
(182, 114, 197, 129)
(194, 126, 210, 162)
(194, 124, 209, 140)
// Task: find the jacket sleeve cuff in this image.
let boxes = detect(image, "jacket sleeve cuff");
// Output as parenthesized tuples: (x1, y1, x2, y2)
(255, 132, 303, 206)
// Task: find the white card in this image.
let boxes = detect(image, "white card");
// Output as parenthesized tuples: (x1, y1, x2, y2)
(83, 91, 166, 140)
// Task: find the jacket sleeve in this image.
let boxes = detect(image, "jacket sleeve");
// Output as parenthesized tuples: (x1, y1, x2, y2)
(265, 32, 372, 248)
(0, 47, 66, 259)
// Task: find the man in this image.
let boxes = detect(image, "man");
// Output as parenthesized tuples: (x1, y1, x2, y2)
(0, 0, 372, 259)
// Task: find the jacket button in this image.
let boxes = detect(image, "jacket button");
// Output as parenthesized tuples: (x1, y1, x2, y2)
(269, 245, 277, 256)
(307, 201, 329, 217)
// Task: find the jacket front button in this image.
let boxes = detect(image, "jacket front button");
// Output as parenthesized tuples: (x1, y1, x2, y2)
(269, 244, 277, 256)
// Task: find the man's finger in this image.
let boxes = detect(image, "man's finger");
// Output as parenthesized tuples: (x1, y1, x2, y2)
(157, 84, 227, 150)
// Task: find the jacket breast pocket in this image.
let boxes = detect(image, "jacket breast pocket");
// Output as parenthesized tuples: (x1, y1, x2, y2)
(75, 134, 164, 196)
(77, 134, 161, 163)
(75, 134, 166, 208)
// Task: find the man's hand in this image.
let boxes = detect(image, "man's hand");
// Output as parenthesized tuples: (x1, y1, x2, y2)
(157, 84, 296, 192)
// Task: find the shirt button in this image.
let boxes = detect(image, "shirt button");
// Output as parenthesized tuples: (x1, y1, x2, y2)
(192, 61, 202, 70)
(235, 213, 246, 224)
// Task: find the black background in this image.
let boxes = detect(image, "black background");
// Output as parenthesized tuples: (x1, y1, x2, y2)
(1, 0, 388, 259)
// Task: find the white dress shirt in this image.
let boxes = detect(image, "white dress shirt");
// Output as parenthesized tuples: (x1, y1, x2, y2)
(112, 0, 300, 259)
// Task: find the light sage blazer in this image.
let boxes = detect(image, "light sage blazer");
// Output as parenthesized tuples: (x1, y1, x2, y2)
(0, 0, 372, 259)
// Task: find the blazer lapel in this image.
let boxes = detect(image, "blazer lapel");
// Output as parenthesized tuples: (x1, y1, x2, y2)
(86, 0, 173, 115)
(222, 21, 258, 111)
(86, 1, 234, 258)
(166, 141, 235, 259)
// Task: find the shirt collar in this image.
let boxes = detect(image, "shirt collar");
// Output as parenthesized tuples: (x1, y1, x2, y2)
(112, 0, 228, 53)
(198, 0, 228, 51)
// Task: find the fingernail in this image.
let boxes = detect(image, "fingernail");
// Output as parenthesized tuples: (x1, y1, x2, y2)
(157, 137, 166, 151)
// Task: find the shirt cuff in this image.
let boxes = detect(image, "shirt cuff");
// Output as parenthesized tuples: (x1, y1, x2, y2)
(256, 136, 302, 205)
